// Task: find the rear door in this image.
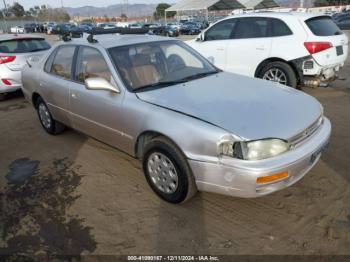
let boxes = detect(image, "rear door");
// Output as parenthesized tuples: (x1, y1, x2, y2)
(189, 18, 237, 69)
(226, 17, 273, 77)
(303, 16, 348, 66)
(39, 45, 76, 125)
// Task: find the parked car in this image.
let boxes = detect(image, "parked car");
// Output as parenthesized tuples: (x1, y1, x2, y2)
(10, 26, 25, 34)
(97, 23, 117, 30)
(24, 23, 37, 33)
(152, 26, 179, 37)
(180, 22, 201, 35)
(46, 22, 57, 34)
(188, 13, 348, 88)
(51, 24, 83, 38)
(0, 35, 51, 101)
(334, 15, 350, 30)
(21, 34, 330, 203)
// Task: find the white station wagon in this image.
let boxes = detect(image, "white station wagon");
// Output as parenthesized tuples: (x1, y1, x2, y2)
(188, 12, 348, 88)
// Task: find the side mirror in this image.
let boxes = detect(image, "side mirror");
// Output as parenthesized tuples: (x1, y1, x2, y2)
(85, 77, 120, 93)
(196, 33, 205, 42)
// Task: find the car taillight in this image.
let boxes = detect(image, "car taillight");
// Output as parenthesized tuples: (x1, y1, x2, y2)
(304, 42, 333, 54)
(0, 56, 16, 64)
(1, 79, 12, 85)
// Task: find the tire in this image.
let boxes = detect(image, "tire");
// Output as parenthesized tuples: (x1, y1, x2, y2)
(35, 97, 65, 135)
(0, 93, 5, 101)
(258, 61, 297, 88)
(142, 136, 197, 204)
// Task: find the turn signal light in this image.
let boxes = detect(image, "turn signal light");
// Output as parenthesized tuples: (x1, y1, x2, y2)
(0, 56, 16, 64)
(304, 42, 332, 54)
(256, 172, 289, 184)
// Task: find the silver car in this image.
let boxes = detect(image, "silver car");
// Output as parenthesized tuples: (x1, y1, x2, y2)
(21, 34, 331, 203)
(0, 34, 51, 101)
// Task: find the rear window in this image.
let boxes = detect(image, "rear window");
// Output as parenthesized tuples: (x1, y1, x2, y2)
(306, 16, 342, 36)
(0, 38, 51, 53)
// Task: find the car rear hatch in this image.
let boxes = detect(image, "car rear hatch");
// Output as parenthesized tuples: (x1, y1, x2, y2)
(0, 37, 50, 71)
(303, 16, 348, 66)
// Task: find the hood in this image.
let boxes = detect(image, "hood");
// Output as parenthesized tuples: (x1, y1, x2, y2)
(136, 72, 322, 140)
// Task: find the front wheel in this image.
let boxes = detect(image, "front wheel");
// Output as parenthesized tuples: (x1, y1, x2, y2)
(36, 97, 65, 135)
(258, 61, 297, 88)
(143, 137, 197, 204)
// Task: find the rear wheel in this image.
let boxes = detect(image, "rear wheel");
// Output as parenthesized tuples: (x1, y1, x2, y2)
(0, 94, 5, 101)
(143, 137, 197, 203)
(258, 61, 297, 88)
(36, 97, 65, 135)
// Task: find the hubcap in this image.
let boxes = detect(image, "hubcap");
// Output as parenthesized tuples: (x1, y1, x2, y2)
(147, 152, 178, 194)
(38, 103, 52, 129)
(263, 68, 287, 85)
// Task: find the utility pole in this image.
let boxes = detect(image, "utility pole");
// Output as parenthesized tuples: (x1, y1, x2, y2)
(2, 0, 8, 33)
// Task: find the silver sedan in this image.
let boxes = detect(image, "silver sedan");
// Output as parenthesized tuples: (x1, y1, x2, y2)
(21, 34, 331, 203)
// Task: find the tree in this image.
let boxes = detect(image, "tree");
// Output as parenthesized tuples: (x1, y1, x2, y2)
(154, 3, 175, 20)
(121, 13, 128, 21)
(10, 2, 25, 17)
(111, 17, 117, 22)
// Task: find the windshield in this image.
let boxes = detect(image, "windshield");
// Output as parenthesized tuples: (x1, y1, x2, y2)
(109, 40, 218, 91)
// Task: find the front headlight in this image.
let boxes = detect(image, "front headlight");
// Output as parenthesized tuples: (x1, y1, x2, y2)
(240, 139, 290, 160)
(220, 139, 290, 160)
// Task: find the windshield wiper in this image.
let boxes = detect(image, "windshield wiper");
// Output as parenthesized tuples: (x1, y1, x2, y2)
(134, 79, 187, 92)
(178, 71, 219, 82)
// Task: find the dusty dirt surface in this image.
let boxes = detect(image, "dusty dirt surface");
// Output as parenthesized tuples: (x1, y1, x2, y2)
(0, 34, 350, 258)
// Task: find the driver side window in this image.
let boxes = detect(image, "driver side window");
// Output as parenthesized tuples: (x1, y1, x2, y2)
(205, 19, 236, 41)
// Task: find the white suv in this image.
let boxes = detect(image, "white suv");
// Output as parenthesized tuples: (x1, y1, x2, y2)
(188, 12, 348, 88)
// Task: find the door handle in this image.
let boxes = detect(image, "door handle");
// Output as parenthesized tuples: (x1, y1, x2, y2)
(256, 46, 265, 51)
(216, 48, 225, 51)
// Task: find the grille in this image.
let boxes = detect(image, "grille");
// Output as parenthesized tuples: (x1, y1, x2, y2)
(289, 116, 323, 147)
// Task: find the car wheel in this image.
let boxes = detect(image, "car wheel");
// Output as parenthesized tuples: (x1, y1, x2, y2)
(259, 61, 297, 88)
(0, 93, 5, 101)
(36, 97, 65, 135)
(143, 137, 197, 204)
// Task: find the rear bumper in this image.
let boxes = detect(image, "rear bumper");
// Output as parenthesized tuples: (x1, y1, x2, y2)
(291, 55, 346, 84)
(0, 66, 22, 94)
(189, 117, 331, 198)
(303, 60, 343, 81)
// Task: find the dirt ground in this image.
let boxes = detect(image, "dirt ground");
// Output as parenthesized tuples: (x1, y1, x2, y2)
(0, 33, 350, 258)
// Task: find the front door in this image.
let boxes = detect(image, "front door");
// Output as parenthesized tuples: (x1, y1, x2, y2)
(190, 18, 237, 70)
(69, 46, 126, 149)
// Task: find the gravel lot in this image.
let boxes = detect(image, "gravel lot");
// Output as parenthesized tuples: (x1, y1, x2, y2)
(0, 33, 350, 257)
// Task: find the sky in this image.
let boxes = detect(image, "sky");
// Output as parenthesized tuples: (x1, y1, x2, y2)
(3, 0, 176, 9)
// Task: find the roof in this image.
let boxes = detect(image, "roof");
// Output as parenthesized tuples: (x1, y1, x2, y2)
(166, 0, 245, 12)
(65, 34, 171, 49)
(228, 11, 322, 20)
